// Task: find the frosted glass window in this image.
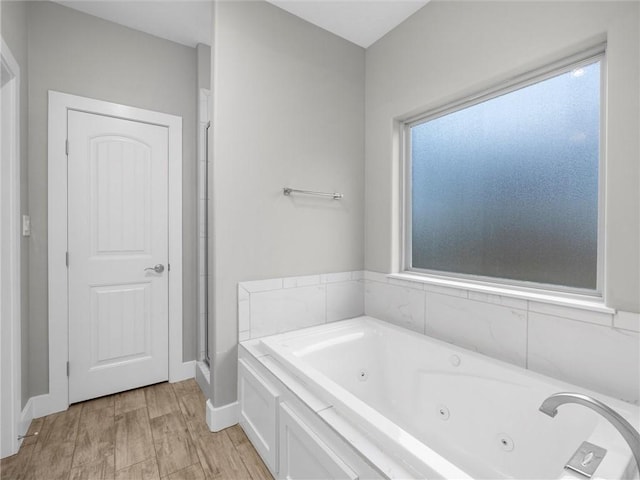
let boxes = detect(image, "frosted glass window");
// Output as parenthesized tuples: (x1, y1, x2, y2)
(409, 60, 601, 291)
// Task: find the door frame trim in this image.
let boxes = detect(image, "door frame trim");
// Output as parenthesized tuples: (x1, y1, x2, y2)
(48, 91, 183, 413)
(0, 37, 22, 458)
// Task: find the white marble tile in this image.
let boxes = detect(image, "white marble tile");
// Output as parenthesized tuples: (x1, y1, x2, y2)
(387, 276, 423, 290)
(278, 285, 326, 333)
(528, 301, 612, 327)
(423, 283, 468, 298)
(248, 290, 280, 338)
(468, 291, 527, 310)
(238, 285, 249, 301)
(283, 274, 321, 289)
(351, 270, 364, 280)
(321, 271, 352, 283)
(238, 285, 250, 333)
(239, 330, 251, 342)
(364, 281, 425, 333)
(241, 278, 283, 293)
(282, 277, 297, 289)
(326, 281, 364, 322)
(528, 312, 640, 403)
(613, 310, 640, 332)
(250, 285, 326, 338)
(425, 293, 527, 367)
(364, 270, 388, 283)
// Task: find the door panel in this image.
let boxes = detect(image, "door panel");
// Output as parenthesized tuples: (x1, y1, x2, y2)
(93, 138, 151, 255)
(91, 283, 150, 365)
(68, 110, 169, 403)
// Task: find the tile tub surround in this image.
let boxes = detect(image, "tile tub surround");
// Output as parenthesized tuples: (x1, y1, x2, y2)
(363, 271, 640, 404)
(237, 270, 639, 403)
(238, 271, 364, 341)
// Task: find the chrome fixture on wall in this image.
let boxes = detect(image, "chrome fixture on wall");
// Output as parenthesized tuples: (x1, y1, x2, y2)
(283, 187, 343, 200)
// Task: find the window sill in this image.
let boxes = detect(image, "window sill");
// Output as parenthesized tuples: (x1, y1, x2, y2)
(387, 272, 615, 315)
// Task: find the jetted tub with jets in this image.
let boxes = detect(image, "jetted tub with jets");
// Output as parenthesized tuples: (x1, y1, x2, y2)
(238, 316, 639, 479)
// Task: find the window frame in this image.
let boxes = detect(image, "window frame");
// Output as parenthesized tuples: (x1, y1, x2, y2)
(400, 45, 607, 299)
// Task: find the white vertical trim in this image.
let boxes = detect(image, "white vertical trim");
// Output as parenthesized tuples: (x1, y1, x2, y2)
(0, 37, 22, 459)
(166, 97, 184, 384)
(47, 91, 184, 416)
(47, 93, 70, 414)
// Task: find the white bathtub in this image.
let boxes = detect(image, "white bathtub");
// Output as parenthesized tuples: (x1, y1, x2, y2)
(259, 316, 639, 479)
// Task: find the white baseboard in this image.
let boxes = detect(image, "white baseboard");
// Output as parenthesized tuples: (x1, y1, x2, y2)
(32, 394, 57, 419)
(206, 400, 238, 432)
(170, 361, 196, 383)
(0, 399, 30, 459)
(9, 392, 57, 456)
(195, 361, 210, 397)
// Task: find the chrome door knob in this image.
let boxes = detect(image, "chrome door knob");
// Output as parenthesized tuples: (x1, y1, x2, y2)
(144, 264, 165, 274)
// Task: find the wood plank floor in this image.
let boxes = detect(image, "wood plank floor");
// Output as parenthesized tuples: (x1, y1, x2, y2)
(0, 380, 273, 480)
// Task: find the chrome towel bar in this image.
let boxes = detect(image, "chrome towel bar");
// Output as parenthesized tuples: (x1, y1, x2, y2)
(283, 187, 343, 200)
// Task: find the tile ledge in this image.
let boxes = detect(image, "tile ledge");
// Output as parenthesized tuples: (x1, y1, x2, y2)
(386, 273, 615, 315)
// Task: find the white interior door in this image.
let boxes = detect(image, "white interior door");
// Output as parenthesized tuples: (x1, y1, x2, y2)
(67, 110, 169, 403)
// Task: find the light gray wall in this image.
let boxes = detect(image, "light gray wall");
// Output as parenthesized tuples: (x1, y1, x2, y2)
(1, 0, 30, 408)
(196, 43, 211, 90)
(365, 1, 639, 313)
(26, 1, 198, 397)
(210, 0, 365, 406)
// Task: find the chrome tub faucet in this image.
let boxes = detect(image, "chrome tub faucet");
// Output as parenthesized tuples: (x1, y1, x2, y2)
(539, 392, 640, 476)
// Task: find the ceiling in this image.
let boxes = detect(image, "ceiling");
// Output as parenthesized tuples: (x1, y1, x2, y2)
(53, 0, 430, 49)
(267, 1, 429, 48)
(54, 1, 214, 47)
